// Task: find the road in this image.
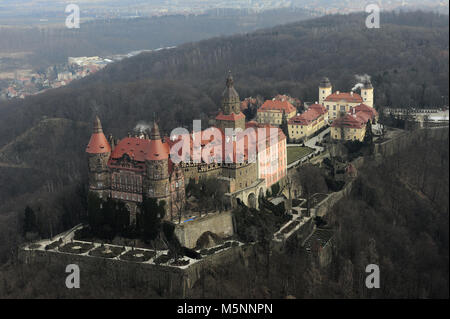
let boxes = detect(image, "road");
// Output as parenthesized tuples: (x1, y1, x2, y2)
(304, 127, 330, 152)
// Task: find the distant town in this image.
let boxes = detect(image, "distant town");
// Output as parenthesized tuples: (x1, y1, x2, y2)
(0, 0, 447, 25)
(0, 48, 175, 100)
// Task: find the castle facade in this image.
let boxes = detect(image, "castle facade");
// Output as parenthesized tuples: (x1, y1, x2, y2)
(86, 73, 288, 222)
(319, 77, 374, 120)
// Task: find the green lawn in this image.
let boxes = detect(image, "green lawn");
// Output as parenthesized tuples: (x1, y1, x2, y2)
(287, 146, 314, 165)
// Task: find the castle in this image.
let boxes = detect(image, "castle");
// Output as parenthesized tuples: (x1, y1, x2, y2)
(86, 117, 186, 221)
(317, 76, 378, 142)
(86, 73, 288, 222)
(319, 76, 374, 120)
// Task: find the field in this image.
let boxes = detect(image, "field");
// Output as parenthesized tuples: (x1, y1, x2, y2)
(287, 146, 314, 165)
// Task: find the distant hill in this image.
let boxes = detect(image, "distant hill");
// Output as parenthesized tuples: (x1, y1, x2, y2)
(0, 11, 448, 216)
(0, 8, 317, 69)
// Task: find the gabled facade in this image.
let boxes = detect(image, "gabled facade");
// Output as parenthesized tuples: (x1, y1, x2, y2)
(330, 104, 378, 142)
(288, 104, 328, 141)
(256, 99, 297, 126)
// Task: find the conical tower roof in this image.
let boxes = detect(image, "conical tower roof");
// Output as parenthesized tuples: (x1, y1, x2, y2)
(86, 116, 111, 154)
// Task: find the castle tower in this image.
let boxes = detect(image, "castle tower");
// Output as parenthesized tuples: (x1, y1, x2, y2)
(86, 116, 111, 199)
(223, 72, 241, 114)
(144, 120, 171, 218)
(215, 72, 246, 132)
(361, 79, 374, 107)
(319, 77, 332, 106)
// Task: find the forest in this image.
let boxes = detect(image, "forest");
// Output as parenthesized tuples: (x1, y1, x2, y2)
(1, 130, 447, 298)
(0, 11, 448, 298)
(0, 11, 447, 214)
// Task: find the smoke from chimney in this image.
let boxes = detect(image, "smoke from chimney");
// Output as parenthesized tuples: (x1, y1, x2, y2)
(351, 74, 371, 92)
(134, 122, 152, 133)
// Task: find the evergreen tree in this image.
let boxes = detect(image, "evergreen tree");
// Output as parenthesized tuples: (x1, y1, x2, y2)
(139, 198, 163, 242)
(281, 110, 289, 141)
(87, 192, 103, 235)
(101, 198, 130, 237)
(364, 120, 373, 145)
(271, 182, 280, 196)
(23, 206, 37, 236)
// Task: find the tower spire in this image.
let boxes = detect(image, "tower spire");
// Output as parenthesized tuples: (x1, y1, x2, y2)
(93, 115, 103, 134)
(226, 70, 234, 88)
(222, 71, 240, 115)
(150, 119, 161, 140)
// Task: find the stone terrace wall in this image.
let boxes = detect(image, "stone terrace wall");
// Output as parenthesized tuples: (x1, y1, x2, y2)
(175, 211, 234, 248)
(312, 179, 355, 218)
(18, 242, 254, 298)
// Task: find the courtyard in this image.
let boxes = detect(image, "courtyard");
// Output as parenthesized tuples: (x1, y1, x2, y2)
(287, 146, 315, 165)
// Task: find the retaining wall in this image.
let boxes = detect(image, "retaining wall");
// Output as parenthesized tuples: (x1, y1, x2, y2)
(18, 242, 254, 298)
(174, 211, 234, 248)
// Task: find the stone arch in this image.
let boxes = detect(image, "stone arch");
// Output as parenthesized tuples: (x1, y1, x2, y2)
(247, 192, 257, 209)
(258, 187, 264, 199)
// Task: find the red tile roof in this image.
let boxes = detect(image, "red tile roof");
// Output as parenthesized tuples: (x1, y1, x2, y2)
(86, 133, 111, 154)
(308, 104, 328, 114)
(109, 137, 170, 162)
(288, 104, 327, 126)
(325, 92, 363, 103)
(355, 111, 371, 124)
(258, 100, 296, 114)
(331, 114, 365, 129)
(352, 103, 378, 118)
(215, 112, 246, 121)
(168, 123, 286, 163)
(86, 117, 111, 154)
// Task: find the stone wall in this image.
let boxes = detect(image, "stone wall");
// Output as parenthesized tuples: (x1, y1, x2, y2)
(284, 218, 315, 246)
(174, 211, 234, 248)
(374, 127, 448, 158)
(18, 242, 254, 298)
(312, 179, 354, 218)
